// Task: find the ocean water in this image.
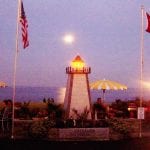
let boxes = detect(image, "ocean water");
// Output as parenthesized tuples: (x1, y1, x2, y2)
(0, 86, 150, 104)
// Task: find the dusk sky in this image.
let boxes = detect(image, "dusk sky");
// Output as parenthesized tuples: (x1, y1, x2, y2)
(0, 0, 150, 88)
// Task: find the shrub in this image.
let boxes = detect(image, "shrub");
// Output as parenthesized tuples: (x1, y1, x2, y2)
(108, 118, 132, 138)
(28, 120, 49, 139)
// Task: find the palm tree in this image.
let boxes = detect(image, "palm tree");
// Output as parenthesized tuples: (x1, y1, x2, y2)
(43, 98, 65, 126)
(110, 99, 129, 118)
(43, 98, 56, 120)
(18, 100, 31, 119)
(72, 107, 89, 127)
(93, 99, 107, 120)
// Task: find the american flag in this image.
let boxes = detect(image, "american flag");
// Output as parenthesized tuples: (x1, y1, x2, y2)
(20, 1, 29, 49)
(146, 12, 150, 33)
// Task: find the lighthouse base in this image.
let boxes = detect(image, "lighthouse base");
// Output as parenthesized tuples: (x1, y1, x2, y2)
(64, 74, 92, 119)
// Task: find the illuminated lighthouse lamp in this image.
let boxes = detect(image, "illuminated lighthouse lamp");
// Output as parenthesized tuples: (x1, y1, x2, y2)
(71, 55, 85, 69)
(66, 55, 91, 74)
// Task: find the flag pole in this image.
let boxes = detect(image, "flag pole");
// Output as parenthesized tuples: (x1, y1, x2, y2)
(139, 5, 144, 138)
(11, 0, 21, 139)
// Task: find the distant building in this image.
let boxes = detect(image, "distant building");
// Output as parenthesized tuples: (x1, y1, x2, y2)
(128, 102, 137, 118)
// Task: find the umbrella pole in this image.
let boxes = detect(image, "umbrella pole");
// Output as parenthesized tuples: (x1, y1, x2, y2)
(102, 89, 106, 102)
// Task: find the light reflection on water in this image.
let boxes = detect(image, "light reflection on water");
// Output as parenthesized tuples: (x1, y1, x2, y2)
(56, 87, 66, 104)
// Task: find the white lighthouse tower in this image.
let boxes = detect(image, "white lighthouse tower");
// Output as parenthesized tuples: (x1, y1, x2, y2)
(64, 55, 92, 119)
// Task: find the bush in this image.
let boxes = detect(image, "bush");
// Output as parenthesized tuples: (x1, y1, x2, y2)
(108, 118, 132, 138)
(29, 120, 55, 139)
(65, 119, 74, 128)
(94, 119, 109, 128)
(55, 119, 65, 128)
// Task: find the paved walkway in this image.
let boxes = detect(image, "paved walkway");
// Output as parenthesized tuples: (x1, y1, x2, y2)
(0, 137, 150, 150)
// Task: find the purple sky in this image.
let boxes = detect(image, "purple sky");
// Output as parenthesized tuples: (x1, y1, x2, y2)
(0, 0, 150, 88)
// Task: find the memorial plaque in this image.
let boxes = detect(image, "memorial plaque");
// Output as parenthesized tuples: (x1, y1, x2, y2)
(59, 128, 109, 140)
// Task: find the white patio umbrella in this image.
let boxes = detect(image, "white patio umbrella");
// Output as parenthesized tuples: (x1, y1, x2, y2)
(90, 79, 127, 102)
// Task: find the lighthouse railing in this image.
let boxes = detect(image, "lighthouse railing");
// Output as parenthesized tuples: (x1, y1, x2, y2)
(66, 67, 91, 74)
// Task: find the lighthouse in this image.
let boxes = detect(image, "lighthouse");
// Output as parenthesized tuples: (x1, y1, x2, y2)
(64, 55, 92, 119)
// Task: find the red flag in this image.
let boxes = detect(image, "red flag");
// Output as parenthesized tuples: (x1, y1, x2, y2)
(20, 1, 29, 49)
(146, 12, 150, 33)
